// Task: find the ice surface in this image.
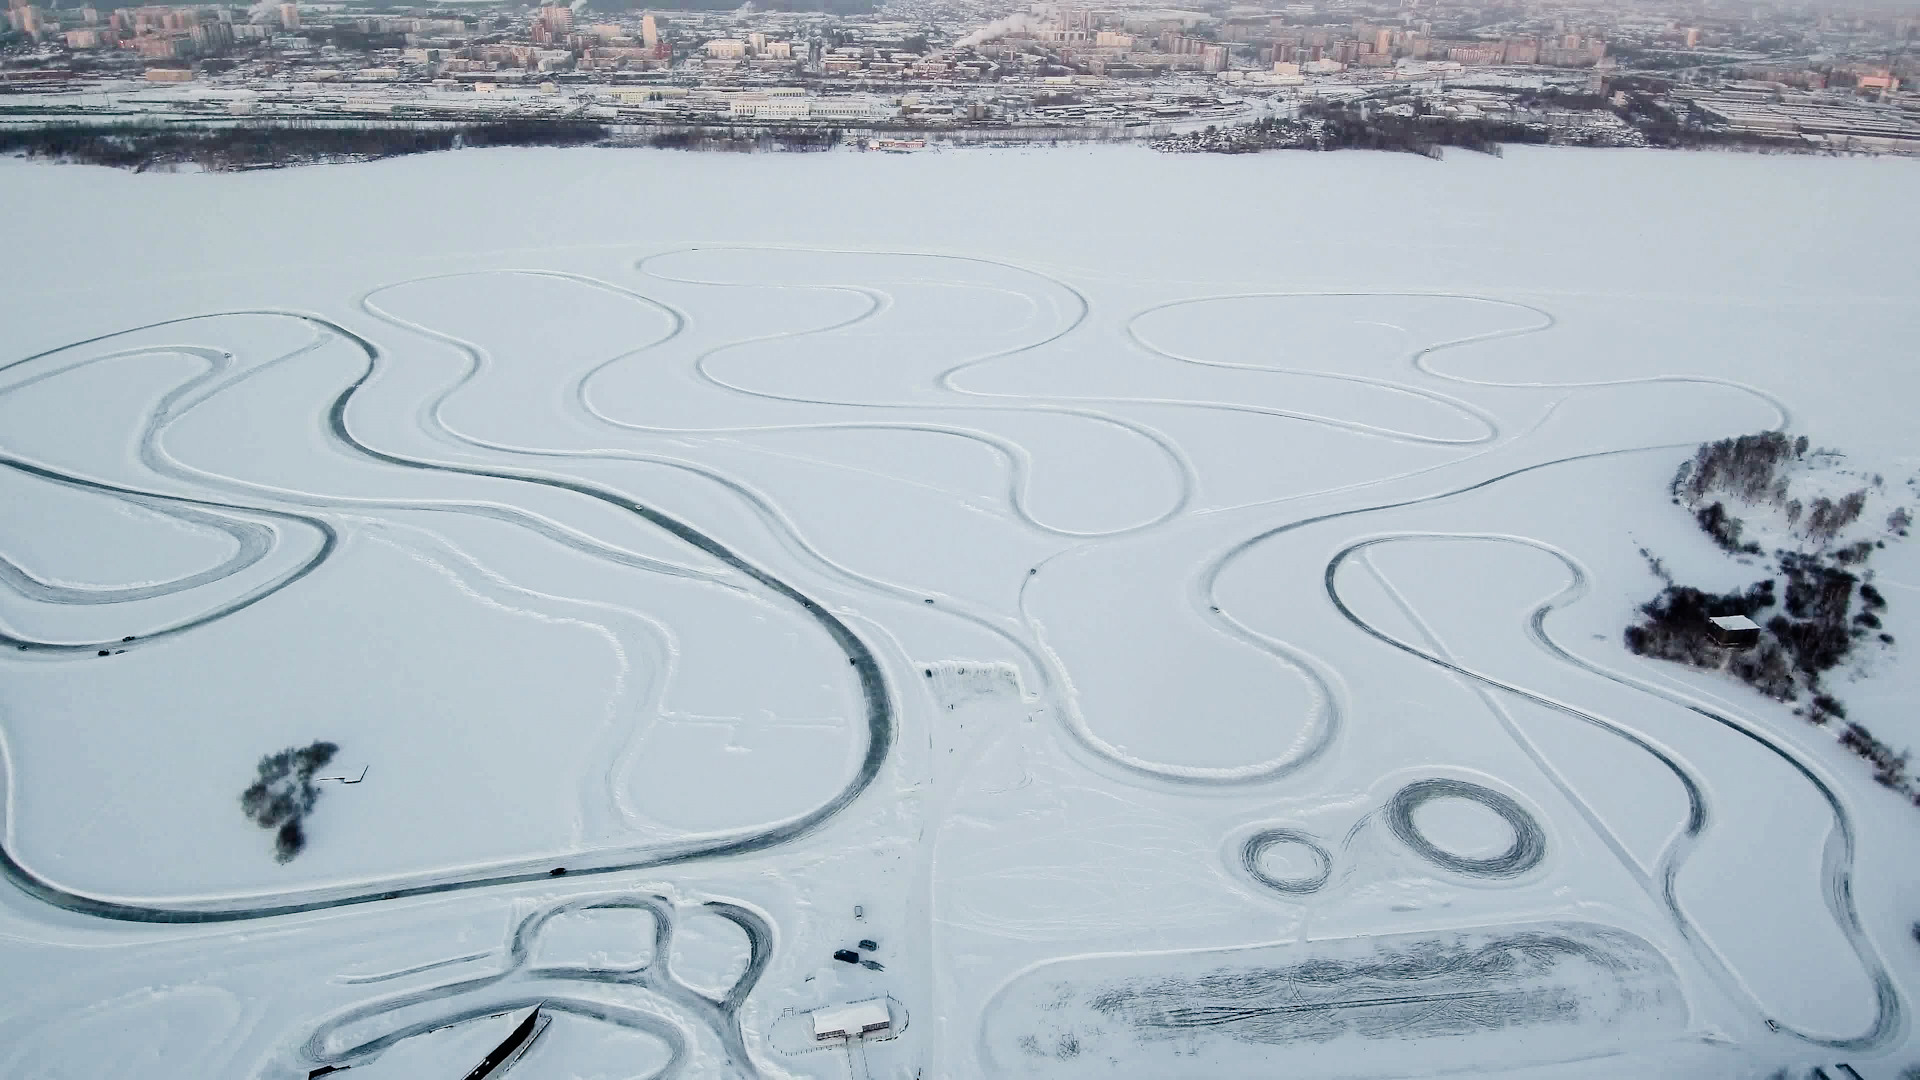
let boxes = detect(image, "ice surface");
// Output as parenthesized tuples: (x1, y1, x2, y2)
(0, 146, 1916, 1079)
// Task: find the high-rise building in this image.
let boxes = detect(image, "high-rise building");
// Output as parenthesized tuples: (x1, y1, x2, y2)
(641, 12, 657, 48)
(278, 2, 298, 28)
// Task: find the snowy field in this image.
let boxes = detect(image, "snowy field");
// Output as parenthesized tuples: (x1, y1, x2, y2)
(0, 144, 1917, 1079)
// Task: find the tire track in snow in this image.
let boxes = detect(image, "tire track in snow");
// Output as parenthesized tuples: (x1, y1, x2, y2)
(0, 310, 893, 924)
(1122, 294, 1504, 446)
(627, 247, 1198, 539)
(1149, 322, 1787, 787)
(333, 951, 494, 985)
(0, 342, 277, 606)
(585, 255, 1785, 791)
(356, 271, 1084, 828)
(358, 265, 1237, 847)
(1321, 531, 1897, 1051)
(1128, 292, 1791, 448)
(298, 894, 771, 1079)
(1400, 295, 1794, 425)
(0, 455, 334, 654)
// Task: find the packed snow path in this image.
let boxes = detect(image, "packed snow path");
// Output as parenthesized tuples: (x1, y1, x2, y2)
(0, 310, 893, 921)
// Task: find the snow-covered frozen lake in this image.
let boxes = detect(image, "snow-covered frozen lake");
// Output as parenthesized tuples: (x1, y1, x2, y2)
(0, 144, 1917, 1079)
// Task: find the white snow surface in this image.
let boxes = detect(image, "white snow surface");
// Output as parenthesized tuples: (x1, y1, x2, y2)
(0, 145, 1917, 1079)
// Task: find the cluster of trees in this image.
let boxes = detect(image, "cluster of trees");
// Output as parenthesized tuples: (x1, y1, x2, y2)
(240, 740, 339, 863)
(1643, 441, 1881, 703)
(1840, 722, 1911, 793)
(1624, 564, 1881, 727)
(1506, 89, 1612, 112)
(1691, 500, 1756, 554)
(1613, 90, 1817, 151)
(1625, 577, 1799, 699)
(1299, 101, 1551, 157)
(1775, 553, 1873, 696)
(1160, 106, 1555, 159)
(1632, 432, 1915, 803)
(1672, 430, 1880, 553)
(1805, 491, 1870, 546)
(0, 121, 608, 171)
(1675, 430, 1804, 506)
(1153, 119, 1315, 154)
(644, 127, 844, 151)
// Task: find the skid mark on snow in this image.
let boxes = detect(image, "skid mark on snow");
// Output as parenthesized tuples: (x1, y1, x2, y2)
(1383, 777, 1546, 879)
(1237, 827, 1334, 897)
(335, 952, 496, 985)
(978, 922, 1686, 1077)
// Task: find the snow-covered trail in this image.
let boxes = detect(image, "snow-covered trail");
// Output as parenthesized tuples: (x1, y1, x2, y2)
(0, 309, 892, 922)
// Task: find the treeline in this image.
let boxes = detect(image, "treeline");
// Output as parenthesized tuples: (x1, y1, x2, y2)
(1506, 90, 1612, 112)
(641, 126, 845, 151)
(1612, 91, 1819, 151)
(1159, 108, 1551, 158)
(1301, 101, 1552, 158)
(0, 120, 607, 171)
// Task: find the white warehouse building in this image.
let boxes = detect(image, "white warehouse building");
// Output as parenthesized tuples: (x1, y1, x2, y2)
(810, 95, 896, 121)
(730, 95, 812, 120)
(728, 94, 896, 122)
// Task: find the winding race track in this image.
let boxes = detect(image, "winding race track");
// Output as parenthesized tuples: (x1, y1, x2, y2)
(1324, 533, 1898, 1050)
(0, 310, 892, 921)
(0, 236, 1908, 1078)
(297, 894, 772, 1078)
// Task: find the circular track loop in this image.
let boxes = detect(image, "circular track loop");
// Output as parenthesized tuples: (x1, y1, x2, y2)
(1240, 828, 1334, 896)
(1386, 778, 1545, 879)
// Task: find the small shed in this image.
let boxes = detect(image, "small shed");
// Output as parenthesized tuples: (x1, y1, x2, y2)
(812, 999, 891, 1042)
(1707, 614, 1761, 649)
